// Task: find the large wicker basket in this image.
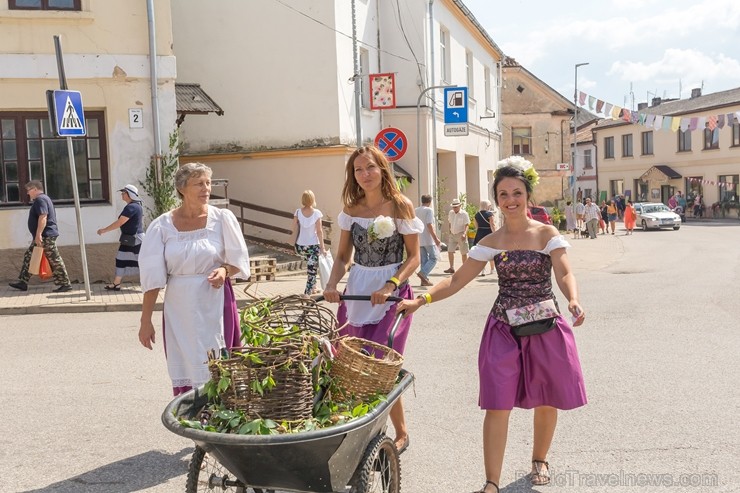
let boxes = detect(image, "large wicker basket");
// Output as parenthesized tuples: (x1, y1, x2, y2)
(207, 295, 337, 421)
(329, 337, 404, 400)
(208, 342, 314, 422)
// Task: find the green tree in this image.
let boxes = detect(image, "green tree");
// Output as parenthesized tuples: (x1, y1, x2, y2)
(140, 130, 180, 222)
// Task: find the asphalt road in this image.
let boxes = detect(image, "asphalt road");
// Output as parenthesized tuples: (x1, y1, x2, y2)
(2, 221, 738, 493)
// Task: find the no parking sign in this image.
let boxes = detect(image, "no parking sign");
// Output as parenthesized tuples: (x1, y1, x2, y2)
(374, 127, 407, 162)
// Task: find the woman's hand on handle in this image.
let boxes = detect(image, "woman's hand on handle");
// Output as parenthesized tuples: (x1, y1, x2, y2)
(397, 297, 423, 317)
(370, 283, 395, 306)
(323, 285, 341, 303)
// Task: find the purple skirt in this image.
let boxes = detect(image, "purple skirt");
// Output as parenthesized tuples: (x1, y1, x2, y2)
(337, 283, 414, 355)
(168, 278, 241, 396)
(478, 314, 587, 410)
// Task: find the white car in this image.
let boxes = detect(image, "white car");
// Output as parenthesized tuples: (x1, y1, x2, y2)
(633, 202, 682, 231)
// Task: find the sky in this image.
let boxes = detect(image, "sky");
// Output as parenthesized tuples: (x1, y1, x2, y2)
(462, 0, 740, 111)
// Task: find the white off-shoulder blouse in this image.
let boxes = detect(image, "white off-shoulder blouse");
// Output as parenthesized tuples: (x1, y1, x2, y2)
(338, 212, 424, 326)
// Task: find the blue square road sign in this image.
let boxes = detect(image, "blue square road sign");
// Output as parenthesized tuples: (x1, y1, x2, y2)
(444, 87, 468, 124)
(53, 90, 86, 137)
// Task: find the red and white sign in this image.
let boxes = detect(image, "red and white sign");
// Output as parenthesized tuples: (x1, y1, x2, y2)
(369, 73, 396, 110)
(374, 127, 407, 162)
(555, 163, 571, 171)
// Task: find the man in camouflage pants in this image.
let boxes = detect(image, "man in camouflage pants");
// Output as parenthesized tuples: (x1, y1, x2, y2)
(9, 181, 72, 292)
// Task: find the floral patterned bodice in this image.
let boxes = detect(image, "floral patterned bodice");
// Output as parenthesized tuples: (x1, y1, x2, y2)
(351, 223, 404, 267)
(491, 250, 559, 323)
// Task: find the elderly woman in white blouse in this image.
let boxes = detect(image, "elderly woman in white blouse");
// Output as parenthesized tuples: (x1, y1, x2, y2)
(138, 162, 250, 396)
(323, 145, 423, 455)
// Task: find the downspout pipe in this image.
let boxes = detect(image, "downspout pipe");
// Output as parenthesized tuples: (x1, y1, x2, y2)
(351, 0, 362, 145)
(428, 0, 439, 209)
(146, 0, 163, 182)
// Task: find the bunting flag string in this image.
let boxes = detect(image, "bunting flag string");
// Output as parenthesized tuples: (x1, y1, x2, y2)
(577, 90, 740, 134)
(688, 177, 737, 187)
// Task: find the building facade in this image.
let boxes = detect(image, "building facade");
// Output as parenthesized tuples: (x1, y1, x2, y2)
(171, 0, 503, 247)
(500, 57, 574, 206)
(0, 0, 176, 282)
(593, 88, 740, 214)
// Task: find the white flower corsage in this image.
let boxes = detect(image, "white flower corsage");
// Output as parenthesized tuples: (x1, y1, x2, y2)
(496, 155, 540, 187)
(367, 215, 395, 242)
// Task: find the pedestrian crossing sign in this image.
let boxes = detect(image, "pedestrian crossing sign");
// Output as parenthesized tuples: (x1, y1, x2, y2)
(52, 90, 86, 136)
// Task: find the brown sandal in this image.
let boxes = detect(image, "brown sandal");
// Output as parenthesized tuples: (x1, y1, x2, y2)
(531, 459, 551, 485)
(473, 480, 498, 493)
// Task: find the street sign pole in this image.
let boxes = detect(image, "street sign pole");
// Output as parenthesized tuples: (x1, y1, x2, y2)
(53, 35, 91, 300)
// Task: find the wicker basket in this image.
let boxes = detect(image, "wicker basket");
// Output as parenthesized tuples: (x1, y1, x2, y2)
(241, 294, 336, 340)
(329, 337, 403, 400)
(209, 342, 314, 422)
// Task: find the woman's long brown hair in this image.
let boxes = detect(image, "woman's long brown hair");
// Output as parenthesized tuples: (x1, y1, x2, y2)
(341, 146, 413, 219)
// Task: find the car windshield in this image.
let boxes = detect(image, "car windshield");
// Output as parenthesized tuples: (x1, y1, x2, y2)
(643, 204, 670, 214)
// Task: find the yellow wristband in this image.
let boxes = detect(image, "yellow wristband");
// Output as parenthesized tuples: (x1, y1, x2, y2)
(387, 276, 401, 288)
(422, 292, 432, 305)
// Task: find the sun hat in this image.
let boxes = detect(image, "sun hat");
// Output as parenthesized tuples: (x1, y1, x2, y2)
(118, 184, 140, 200)
(450, 198, 462, 207)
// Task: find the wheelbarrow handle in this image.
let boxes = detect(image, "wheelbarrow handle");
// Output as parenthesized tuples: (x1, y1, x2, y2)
(313, 294, 406, 349)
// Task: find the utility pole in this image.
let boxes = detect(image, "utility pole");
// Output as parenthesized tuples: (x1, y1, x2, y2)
(572, 62, 589, 209)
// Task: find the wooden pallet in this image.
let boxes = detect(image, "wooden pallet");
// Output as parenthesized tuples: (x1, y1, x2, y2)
(247, 257, 276, 282)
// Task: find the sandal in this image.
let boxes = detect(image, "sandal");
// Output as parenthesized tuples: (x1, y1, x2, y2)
(531, 459, 551, 485)
(472, 480, 498, 493)
(104, 284, 121, 291)
(395, 436, 410, 454)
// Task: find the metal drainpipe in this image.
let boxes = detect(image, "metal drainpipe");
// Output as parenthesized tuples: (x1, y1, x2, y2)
(428, 0, 438, 209)
(146, 0, 162, 182)
(497, 60, 503, 160)
(351, 0, 362, 145)
(376, 0, 383, 130)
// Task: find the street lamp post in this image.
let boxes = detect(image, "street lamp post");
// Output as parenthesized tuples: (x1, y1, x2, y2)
(572, 62, 589, 209)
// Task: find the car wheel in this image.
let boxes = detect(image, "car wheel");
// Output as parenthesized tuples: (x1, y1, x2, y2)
(641, 220, 648, 231)
(673, 226, 680, 230)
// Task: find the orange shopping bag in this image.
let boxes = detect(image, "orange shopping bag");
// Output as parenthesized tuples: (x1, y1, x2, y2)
(39, 254, 53, 280)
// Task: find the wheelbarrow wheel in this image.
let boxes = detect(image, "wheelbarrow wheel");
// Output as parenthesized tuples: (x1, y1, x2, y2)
(349, 434, 401, 493)
(187, 446, 271, 493)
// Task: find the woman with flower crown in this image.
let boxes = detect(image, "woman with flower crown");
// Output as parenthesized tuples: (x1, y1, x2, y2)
(398, 157, 587, 493)
(324, 145, 423, 454)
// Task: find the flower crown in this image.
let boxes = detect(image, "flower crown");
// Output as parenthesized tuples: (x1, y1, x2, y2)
(496, 155, 539, 187)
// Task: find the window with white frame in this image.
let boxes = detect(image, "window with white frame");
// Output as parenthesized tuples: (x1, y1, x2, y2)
(359, 48, 370, 108)
(465, 51, 474, 97)
(678, 129, 692, 152)
(621, 134, 633, 157)
(584, 149, 593, 169)
(0, 112, 108, 206)
(641, 131, 654, 155)
(439, 27, 450, 83)
(604, 136, 614, 159)
(703, 125, 719, 149)
(719, 174, 739, 203)
(484, 66, 492, 110)
(512, 127, 531, 155)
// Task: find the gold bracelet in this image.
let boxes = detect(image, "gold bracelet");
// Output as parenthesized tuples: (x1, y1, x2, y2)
(220, 264, 230, 277)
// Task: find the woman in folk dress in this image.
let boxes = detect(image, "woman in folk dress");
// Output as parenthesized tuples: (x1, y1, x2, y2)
(399, 161, 587, 493)
(323, 145, 422, 454)
(138, 163, 250, 395)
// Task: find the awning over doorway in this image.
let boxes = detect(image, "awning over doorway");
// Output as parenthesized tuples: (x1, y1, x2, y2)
(392, 163, 414, 182)
(175, 83, 224, 126)
(640, 165, 682, 182)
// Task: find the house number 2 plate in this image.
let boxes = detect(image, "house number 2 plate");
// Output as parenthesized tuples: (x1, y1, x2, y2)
(129, 108, 144, 129)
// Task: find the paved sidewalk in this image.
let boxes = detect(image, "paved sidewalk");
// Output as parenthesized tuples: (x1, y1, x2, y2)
(0, 233, 624, 315)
